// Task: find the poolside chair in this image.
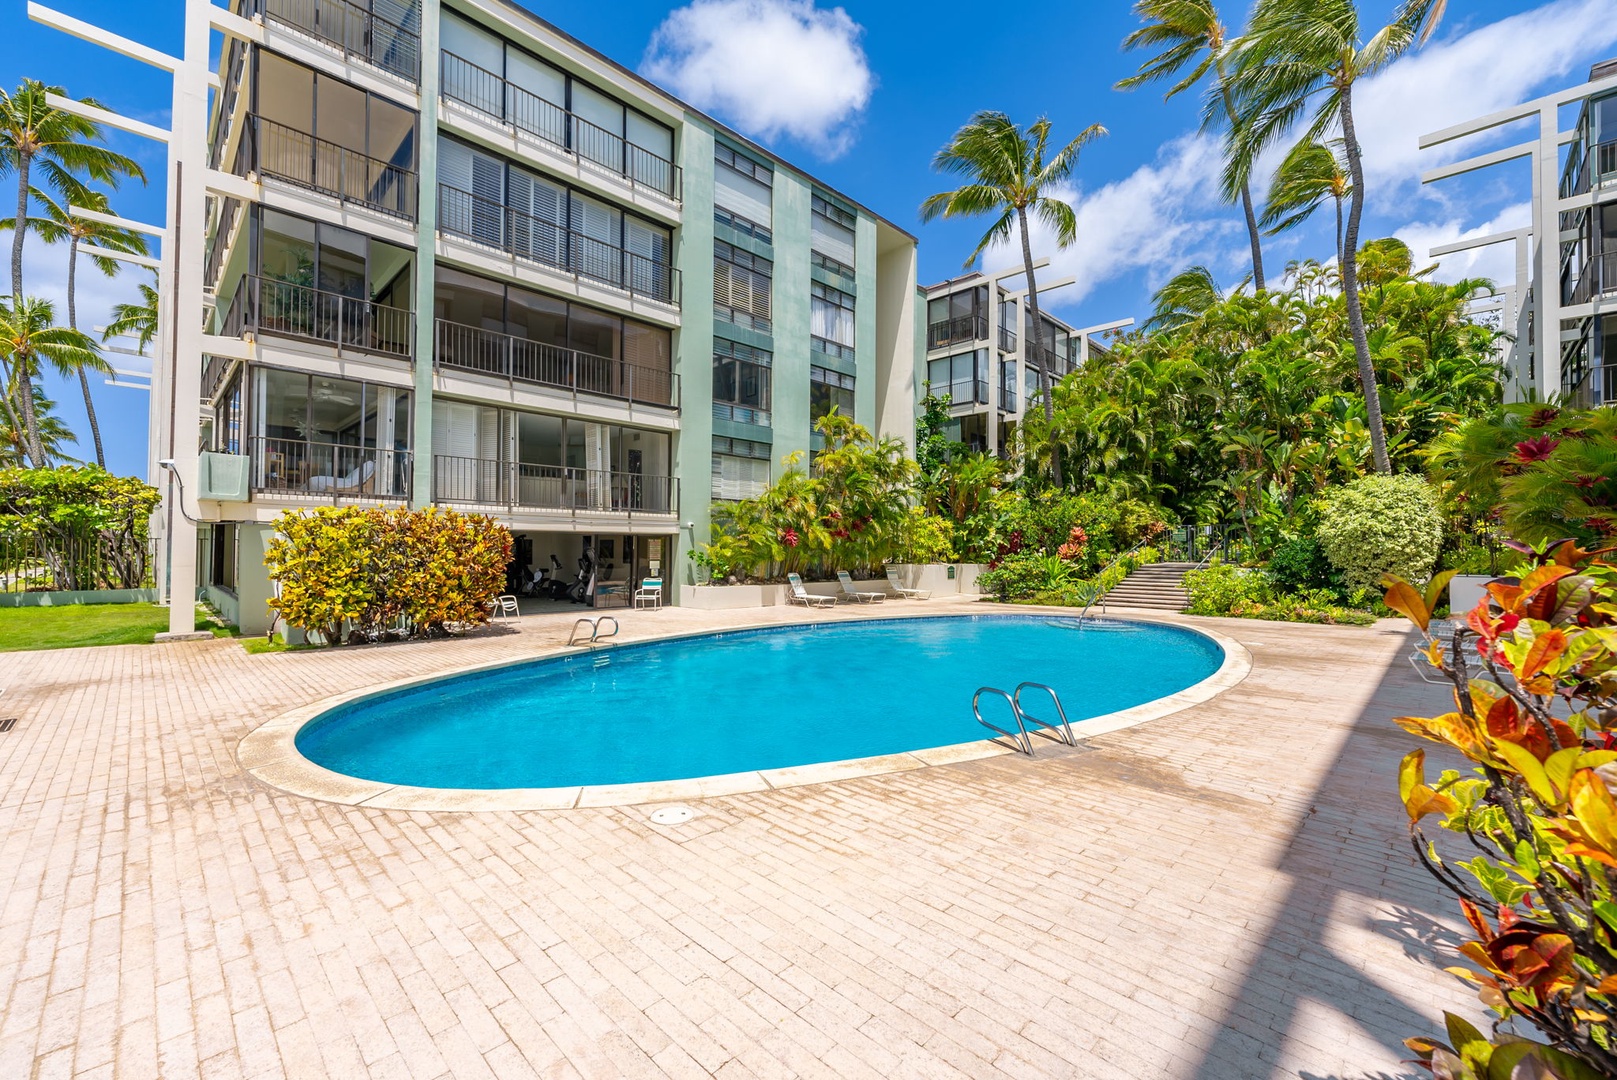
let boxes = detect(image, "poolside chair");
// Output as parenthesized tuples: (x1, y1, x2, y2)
(490, 594, 520, 619)
(884, 566, 931, 600)
(786, 572, 835, 608)
(307, 459, 375, 494)
(836, 570, 885, 604)
(633, 578, 663, 610)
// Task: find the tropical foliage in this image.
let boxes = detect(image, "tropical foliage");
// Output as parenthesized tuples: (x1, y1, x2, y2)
(1388, 542, 1617, 1078)
(1315, 473, 1444, 593)
(0, 464, 158, 590)
(264, 507, 512, 645)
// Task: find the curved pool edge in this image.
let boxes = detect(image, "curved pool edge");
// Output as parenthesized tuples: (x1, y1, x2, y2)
(236, 609, 1253, 812)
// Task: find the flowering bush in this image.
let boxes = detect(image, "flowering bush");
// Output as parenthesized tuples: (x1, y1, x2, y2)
(1387, 541, 1617, 1077)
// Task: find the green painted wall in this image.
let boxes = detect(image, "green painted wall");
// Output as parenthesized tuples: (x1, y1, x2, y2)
(770, 171, 813, 461)
(673, 120, 716, 594)
(410, 0, 442, 509)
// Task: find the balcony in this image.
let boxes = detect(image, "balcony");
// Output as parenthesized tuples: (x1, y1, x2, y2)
(221, 275, 414, 358)
(432, 457, 677, 517)
(926, 314, 986, 351)
(440, 51, 681, 200)
(998, 325, 1017, 354)
(437, 184, 680, 306)
(243, 0, 421, 83)
(246, 115, 418, 220)
(936, 379, 988, 407)
(250, 437, 412, 501)
(435, 319, 678, 408)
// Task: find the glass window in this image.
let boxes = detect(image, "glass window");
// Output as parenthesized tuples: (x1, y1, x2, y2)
(316, 223, 365, 298)
(713, 339, 772, 422)
(811, 194, 856, 268)
(568, 305, 619, 359)
(434, 265, 505, 328)
(258, 209, 315, 285)
(256, 52, 313, 131)
(810, 365, 855, 423)
(811, 282, 855, 347)
(316, 74, 366, 156)
(714, 241, 772, 331)
(506, 285, 567, 346)
(368, 95, 416, 169)
(441, 10, 503, 75)
(623, 320, 670, 370)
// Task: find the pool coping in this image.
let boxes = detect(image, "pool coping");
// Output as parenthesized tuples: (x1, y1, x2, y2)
(236, 608, 1254, 812)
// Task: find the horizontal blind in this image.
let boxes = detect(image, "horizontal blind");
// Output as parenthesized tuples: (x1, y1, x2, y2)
(711, 454, 770, 501)
(715, 163, 773, 230)
(811, 213, 855, 268)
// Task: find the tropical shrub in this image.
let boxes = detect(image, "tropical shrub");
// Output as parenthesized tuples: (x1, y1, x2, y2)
(979, 551, 1066, 602)
(1315, 474, 1443, 593)
(1387, 542, 1617, 1077)
(0, 465, 159, 590)
(1184, 563, 1271, 616)
(1267, 536, 1337, 594)
(265, 506, 510, 644)
(899, 507, 955, 565)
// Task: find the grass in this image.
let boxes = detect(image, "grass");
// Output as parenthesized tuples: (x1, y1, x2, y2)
(0, 603, 228, 652)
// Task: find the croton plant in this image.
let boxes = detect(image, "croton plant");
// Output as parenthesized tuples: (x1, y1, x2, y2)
(1386, 541, 1617, 1078)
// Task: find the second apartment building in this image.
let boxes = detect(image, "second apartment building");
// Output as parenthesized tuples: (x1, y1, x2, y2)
(192, 0, 920, 630)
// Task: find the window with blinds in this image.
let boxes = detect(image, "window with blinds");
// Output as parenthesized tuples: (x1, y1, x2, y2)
(715, 144, 773, 239)
(810, 281, 854, 352)
(711, 436, 771, 501)
(810, 365, 855, 424)
(439, 137, 505, 247)
(810, 194, 856, 272)
(714, 241, 772, 332)
(713, 338, 772, 426)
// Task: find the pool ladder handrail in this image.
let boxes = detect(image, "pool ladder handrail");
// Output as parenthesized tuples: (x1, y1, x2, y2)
(973, 682, 1079, 756)
(568, 615, 620, 647)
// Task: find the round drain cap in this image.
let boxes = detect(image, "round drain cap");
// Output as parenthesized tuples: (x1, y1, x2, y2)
(649, 805, 694, 826)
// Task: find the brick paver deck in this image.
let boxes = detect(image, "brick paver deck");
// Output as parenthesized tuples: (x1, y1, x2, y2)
(0, 602, 1477, 1079)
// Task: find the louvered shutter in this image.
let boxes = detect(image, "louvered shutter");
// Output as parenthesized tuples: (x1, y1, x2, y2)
(715, 163, 772, 229)
(811, 214, 855, 268)
(625, 217, 670, 301)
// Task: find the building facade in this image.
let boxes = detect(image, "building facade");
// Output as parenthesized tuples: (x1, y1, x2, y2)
(1420, 58, 1617, 406)
(184, 0, 919, 631)
(921, 270, 1122, 457)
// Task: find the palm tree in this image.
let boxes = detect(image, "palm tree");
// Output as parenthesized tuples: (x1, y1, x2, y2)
(13, 187, 148, 467)
(1260, 140, 1352, 265)
(0, 79, 144, 463)
(103, 276, 159, 355)
(1145, 265, 1226, 331)
(0, 381, 76, 467)
(1226, 0, 1445, 474)
(919, 111, 1106, 487)
(1117, 0, 1267, 291)
(0, 296, 107, 466)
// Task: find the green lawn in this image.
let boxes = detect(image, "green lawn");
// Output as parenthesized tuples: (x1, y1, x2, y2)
(0, 604, 228, 652)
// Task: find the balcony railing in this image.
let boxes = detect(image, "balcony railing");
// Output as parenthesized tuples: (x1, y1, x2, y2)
(433, 456, 677, 516)
(244, 0, 421, 82)
(437, 184, 680, 306)
(245, 115, 417, 220)
(440, 51, 680, 199)
(1569, 251, 1617, 306)
(434, 319, 678, 407)
(250, 437, 412, 501)
(221, 275, 414, 358)
(998, 325, 1017, 353)
(935, 378, 988, 406)
(926, 314, 986, 351)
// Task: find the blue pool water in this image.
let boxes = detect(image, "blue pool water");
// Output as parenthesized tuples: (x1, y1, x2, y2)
(296, 615, 1225, 789)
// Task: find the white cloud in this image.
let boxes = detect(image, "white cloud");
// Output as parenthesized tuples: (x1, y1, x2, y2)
(641, 0, 872, 157)
(981, 134, 1242, 309)
(1394, 201, 1533, 287)
(1355, 0, 1617, 191)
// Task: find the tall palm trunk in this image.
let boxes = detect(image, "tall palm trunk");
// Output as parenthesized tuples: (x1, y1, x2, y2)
(65, 234, 104, 467)
(1218, 75, 1266, 292)
(1016, 205, 1062, 487)
(9, 151, 44, 468)
(1337, 81, 1391, 475)
(1333, 194, 1344, 269)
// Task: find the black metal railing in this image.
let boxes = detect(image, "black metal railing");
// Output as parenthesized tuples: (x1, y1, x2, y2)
(433, 456, 677, 515)
(245, 115, 418, 220)
(440, 51, 680, 199)
(0, 533, 155, 593)
(999, 383, 1017, 412)
(1560, 136, 1617, 199)
(1570, 251, 1617, 305)
(247, 0, 421, 82)
(250, 436, 412, 501)
(926, 314, 986, 350)
(434, 319, 678, 407)
(221, 275, 413, 357)
(437, 184, 680, 306)
(935, 378, 988, 406)
(998, 325, 1017, 353)
(204, 196, 243, 293)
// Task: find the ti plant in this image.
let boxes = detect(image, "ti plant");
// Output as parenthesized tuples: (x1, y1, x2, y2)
(1385, 541, 1617, 1078)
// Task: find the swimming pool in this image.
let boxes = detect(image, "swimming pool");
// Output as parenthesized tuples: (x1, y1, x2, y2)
(292, 615, 1226, 791)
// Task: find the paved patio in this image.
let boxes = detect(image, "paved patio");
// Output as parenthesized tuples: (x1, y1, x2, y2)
(0, 600, 1479, 1079)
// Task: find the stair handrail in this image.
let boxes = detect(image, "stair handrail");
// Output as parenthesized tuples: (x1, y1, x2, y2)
(1077, 537, 1151, 624)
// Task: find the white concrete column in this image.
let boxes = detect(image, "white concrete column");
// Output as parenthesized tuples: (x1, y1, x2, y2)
(411, 0, 441, 509)
(1536, 106, 1560, 397)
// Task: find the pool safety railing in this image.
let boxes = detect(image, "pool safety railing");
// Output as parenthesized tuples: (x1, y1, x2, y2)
(1077, 538, 1151, 624)
(568, 615, 620, 647)
(974, 682, 1081, 756)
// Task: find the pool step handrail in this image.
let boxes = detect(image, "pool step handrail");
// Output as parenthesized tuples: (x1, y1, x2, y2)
(973, 687, 1032, 755)
(567, 616, 621, 647)
(1013, 682, 1077, 746)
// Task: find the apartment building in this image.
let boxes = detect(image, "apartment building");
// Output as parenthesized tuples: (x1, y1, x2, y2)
(922, 271, 1121, 457)
(1420, 58, 1617, 406)
(186, 0, 920, 631)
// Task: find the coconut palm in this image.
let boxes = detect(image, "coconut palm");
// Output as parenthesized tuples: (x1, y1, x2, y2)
(0, 79, 144, 464)
(1145, 265, 1226, 331)
(1260, 139, 1352, 265)
(1117, 0, 1268, 292)
(1225, 0, 1446, 474)
(0, 382, 76, 467)
(0, 296, 108, 466)
(102, 276, 159, 356)
(919, 111, 1106, 487)
(11, 187, 149, 467)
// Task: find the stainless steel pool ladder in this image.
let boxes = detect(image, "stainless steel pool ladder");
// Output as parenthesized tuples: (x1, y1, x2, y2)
(972, 682, 1078, 756)
(568, 616, 620, 647)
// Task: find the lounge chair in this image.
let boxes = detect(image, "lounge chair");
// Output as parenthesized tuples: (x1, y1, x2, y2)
(307, 459, 375, 494)
(884, 566, 931, 600)
(836, 570, 885, 604)
(634, 578, 663, 610)
(490, 594, 520, 619)
(786, 572, 835, 608)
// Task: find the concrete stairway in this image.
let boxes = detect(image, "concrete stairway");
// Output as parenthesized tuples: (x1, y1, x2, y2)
(1101, 562, 1198, 612)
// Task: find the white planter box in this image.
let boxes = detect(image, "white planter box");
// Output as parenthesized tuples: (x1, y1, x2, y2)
(679, 566, 990, 608)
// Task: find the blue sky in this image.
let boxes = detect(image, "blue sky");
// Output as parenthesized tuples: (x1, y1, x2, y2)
(6, 0, 1617, 478)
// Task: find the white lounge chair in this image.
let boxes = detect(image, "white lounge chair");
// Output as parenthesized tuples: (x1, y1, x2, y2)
(634, 578, 663, 610)
(307, 459, 376, 494)
(884, 566, 931, 600)
(786, 572, 835, 608)
(836, 570, 885, 604)
(490, 594, 520, 619)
